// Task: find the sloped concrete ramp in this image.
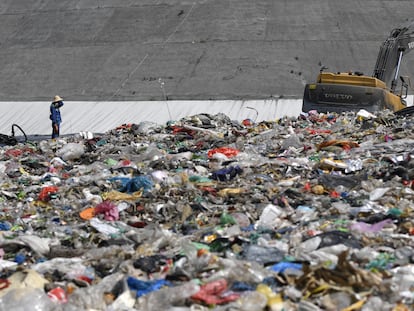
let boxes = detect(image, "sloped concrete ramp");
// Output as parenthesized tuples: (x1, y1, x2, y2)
(0, 1, 414, 136)
(0, 1, 413, 101)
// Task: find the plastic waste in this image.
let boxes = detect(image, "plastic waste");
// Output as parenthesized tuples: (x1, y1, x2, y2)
(127, 276, 171, 297)
(106, 290, 136, 311)
(109, 176, 154, 193)
(56, 142, 85, 161)
(207, 147, 239, 158)
(191, 278, 240, 305)
(256, 204, 284, 229)
(269, 262, 302, 274)
(89, 217, 121, 236)
(78, 131, 94, 139)
(0, 287, 56, 311)
(144, 280, 200, 311)
(38, 185, 59, 201)
(242, 244, 285, 266)
(0, 110, 413, 310)
(349, 218, 393, 233)
(256, 283, 284, 310)
(229, 291, 268, 311)
(47, 286, 68, 304)
(94, 200, 119, 221)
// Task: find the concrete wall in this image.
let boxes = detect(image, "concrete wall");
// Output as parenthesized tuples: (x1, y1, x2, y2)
(2, 96, 412, 137)
(1, 99, 303, 136)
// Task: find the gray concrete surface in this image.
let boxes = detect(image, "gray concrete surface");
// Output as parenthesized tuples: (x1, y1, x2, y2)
(1, 0, 414, 101)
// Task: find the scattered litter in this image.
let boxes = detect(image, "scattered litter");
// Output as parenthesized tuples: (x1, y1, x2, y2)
(0, 110, 412, 310)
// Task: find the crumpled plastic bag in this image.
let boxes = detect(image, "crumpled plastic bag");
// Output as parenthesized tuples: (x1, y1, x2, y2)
(0, 269, 49, 298)
(89, 218, 121, 235)
(349, 218, 393, 233)
(127, 276, 171, 297)
(94, 200, 119, 221)
(0, 234, 51, 256)
(109, 176, 153, 193)
(207, 147, 239, 158)
(56, 142, 85, 161)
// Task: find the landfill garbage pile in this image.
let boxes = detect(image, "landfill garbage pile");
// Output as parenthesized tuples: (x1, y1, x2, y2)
(0, 109, 413, 311)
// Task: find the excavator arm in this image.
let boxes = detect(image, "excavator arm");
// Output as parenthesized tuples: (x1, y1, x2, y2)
(373, 20, 414, 93)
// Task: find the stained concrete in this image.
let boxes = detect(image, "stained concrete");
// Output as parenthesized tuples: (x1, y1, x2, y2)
(1, 0, 414, 101)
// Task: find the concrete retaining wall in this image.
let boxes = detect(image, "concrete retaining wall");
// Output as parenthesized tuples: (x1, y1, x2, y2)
(2, 96, 412, 137)
(1, 99, 303, 136)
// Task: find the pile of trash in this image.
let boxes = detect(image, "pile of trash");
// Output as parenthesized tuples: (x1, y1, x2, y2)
(0, 109, 413, 310)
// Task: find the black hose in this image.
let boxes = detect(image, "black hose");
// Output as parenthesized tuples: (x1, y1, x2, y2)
(11, 123, 27, 143)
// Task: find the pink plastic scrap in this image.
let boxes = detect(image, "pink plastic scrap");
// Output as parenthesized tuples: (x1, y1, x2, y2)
(94, 200, 119, 221)
(349, 218, 393, 233)
(191, 278, 240, 305)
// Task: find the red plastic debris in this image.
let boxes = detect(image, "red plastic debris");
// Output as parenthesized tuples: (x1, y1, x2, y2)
(330, 191, 340, 198)
(172, 126, 196, 137)
(48, 287, 68, 303)
(303, 182, 312, 192)
(4, 149, 23, 157)
(191, 279, 240, 305)
(38, 186, 59, 201)
(207, 147, 239, 159)
(242, 119, 254, 127)
(0, 279, 10, 290)
(305, 128, 332, 135)
(77, 275, 93, 284)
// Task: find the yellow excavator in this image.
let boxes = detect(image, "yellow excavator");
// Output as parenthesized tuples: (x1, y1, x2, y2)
(302, 20, 414, 114)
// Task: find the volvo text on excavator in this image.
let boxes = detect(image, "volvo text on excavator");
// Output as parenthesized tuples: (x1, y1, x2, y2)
(302, 20, 414, 114)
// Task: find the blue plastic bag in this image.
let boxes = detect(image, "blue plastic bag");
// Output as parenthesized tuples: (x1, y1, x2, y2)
(269, 262, 302, 274)
(109, 176, 153, 193)
(127, 276, 171, 297)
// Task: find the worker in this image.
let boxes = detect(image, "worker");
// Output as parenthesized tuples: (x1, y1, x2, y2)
(50, 95, 64, 139)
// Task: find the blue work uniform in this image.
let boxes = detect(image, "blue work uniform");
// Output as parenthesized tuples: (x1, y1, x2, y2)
(50, 100, 64, 138)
